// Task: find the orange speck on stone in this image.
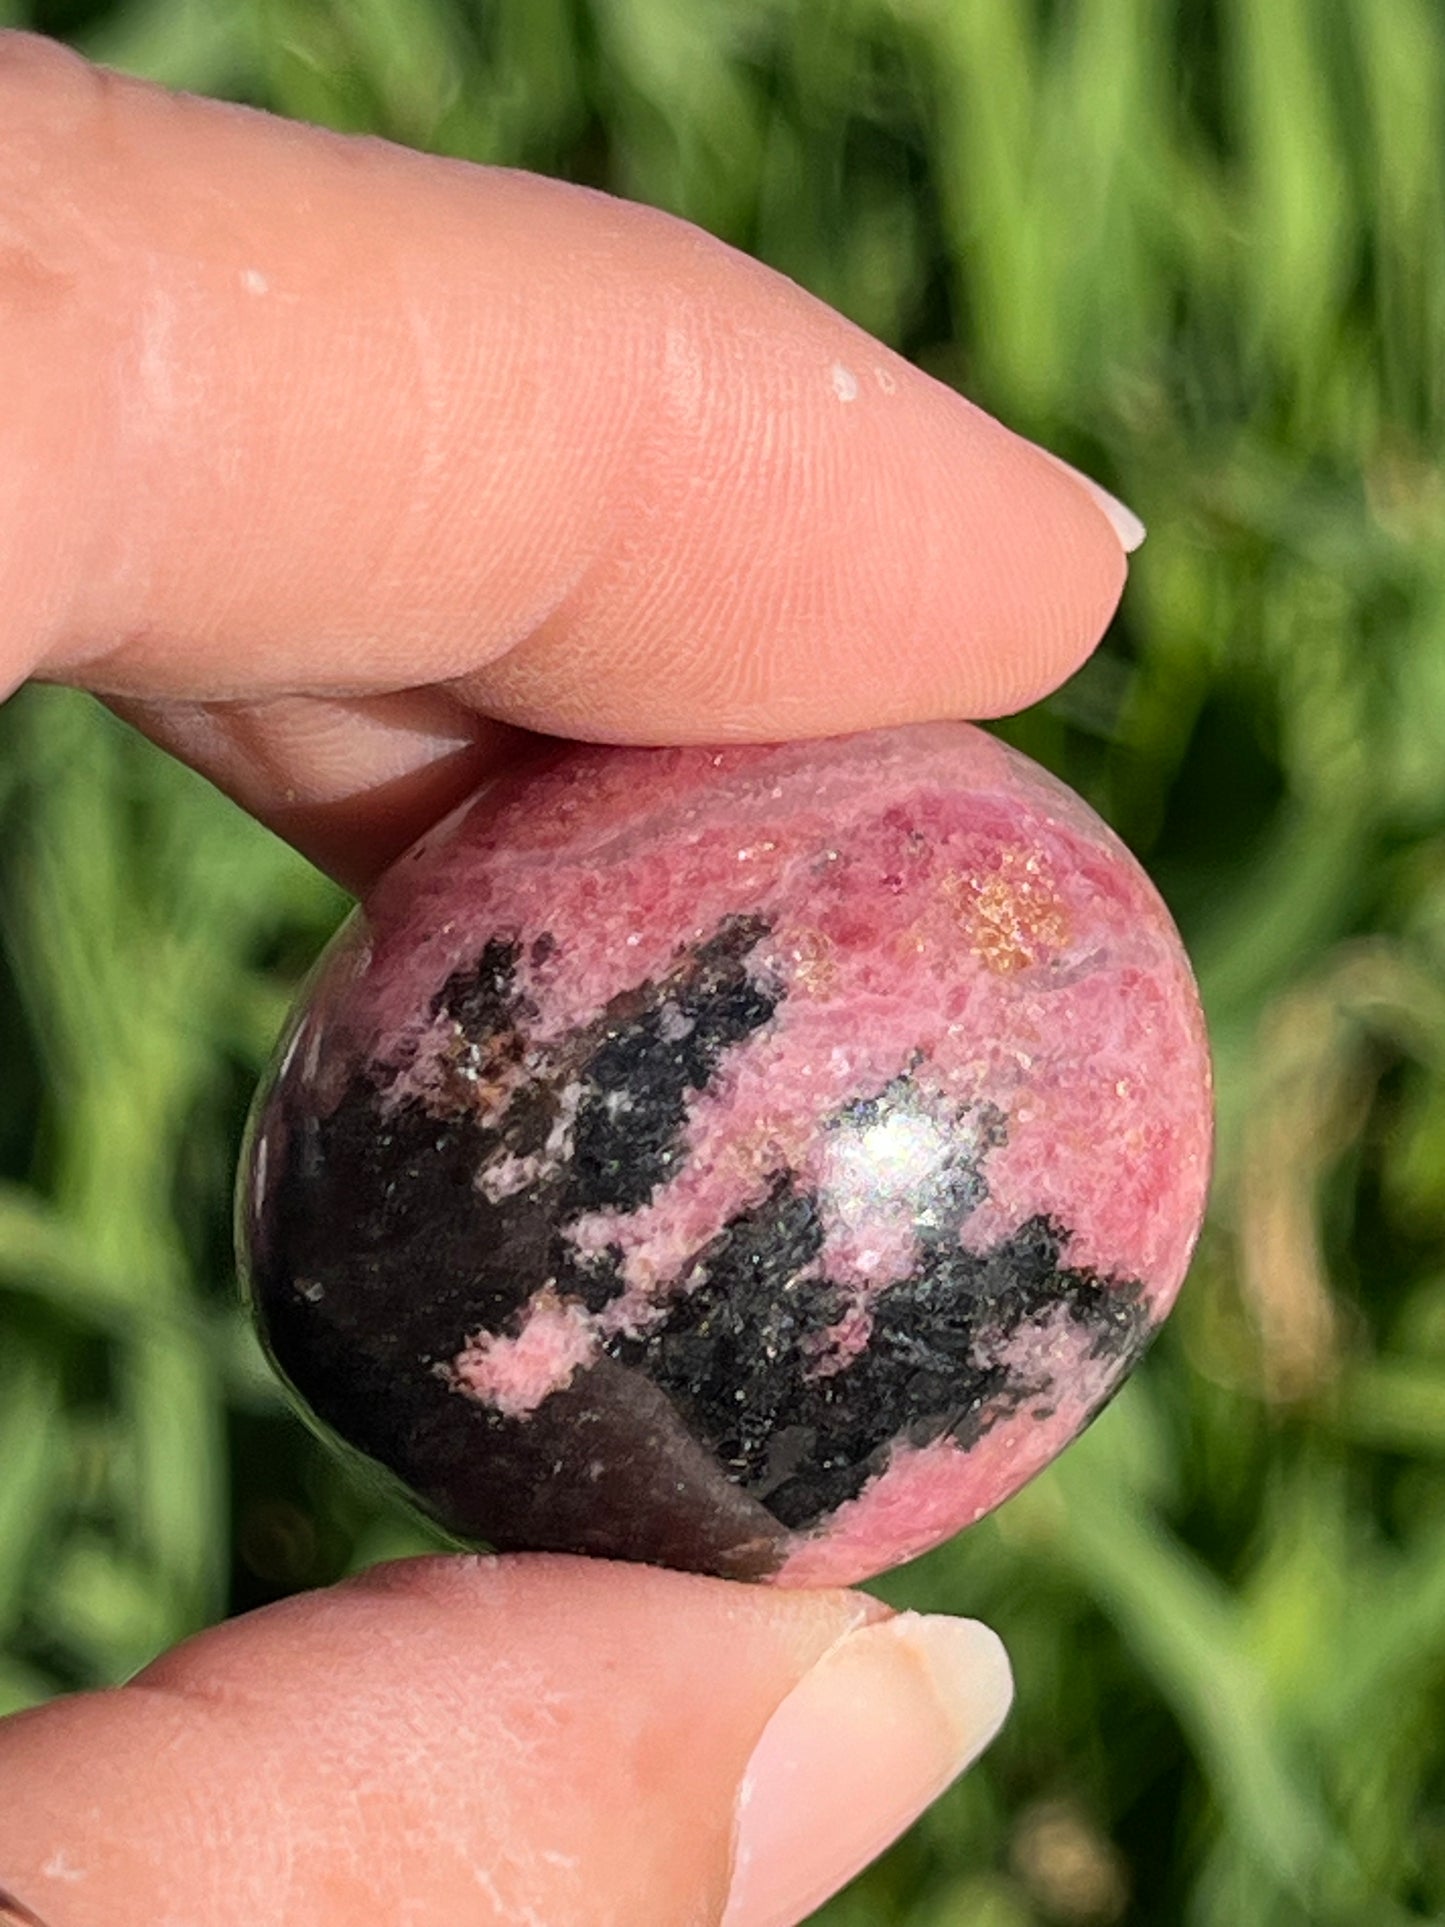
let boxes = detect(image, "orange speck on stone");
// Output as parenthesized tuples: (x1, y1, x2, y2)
(945, 848, 1071, 973)
(782, 925, 840, 995)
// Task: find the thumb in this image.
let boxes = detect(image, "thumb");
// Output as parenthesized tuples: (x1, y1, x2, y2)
(0, 1555, 1011, 1927)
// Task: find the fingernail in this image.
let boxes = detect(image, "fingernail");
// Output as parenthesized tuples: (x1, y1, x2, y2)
(1037, 451, 1147, 553)
(722, 1614, 1013, 1927)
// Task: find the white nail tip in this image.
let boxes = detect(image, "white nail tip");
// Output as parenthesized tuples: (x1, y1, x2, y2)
(884, 1613, 1015, 1761)
(1039, 452, 1147, 552)
(719, 1614, 1014, 1927)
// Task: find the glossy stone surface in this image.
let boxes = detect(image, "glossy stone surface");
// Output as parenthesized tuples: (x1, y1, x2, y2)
(240, 723, 1212, 1585)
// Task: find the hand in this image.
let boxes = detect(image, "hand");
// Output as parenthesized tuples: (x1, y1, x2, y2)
(0, 31, 1137, 1925)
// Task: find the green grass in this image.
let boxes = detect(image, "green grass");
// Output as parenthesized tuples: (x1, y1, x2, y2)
(3, 2, 1444, 1921)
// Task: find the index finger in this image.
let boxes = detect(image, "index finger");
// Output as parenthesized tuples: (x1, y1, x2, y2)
(1, 34, 1138, 888)
(1, 32, 1135, 707)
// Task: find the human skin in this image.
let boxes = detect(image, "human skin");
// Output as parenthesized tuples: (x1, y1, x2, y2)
(0, 31, 1141, 1925)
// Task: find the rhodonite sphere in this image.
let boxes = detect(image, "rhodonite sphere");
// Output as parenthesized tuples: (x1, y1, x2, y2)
(240, 722, 1212, 1586)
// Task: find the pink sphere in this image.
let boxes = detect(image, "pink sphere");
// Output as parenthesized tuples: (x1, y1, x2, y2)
(241, 723, 1212, 1585)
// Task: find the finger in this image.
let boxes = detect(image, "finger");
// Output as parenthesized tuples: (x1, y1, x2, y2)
(102, 687, 535, 890)
(2, 41, 1131, 771)
(0, 1556, 1011, 1927)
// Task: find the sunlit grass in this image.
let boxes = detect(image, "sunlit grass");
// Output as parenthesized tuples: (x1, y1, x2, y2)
(3, 3, 1443, 1921)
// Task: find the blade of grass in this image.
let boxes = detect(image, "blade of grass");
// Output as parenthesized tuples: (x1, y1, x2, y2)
(1035, 1450, 1346, 1907)
(0, 1350, 61, 1636)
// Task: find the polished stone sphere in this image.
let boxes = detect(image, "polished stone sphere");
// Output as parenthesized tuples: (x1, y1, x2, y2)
(240, 722, 1212, 1585)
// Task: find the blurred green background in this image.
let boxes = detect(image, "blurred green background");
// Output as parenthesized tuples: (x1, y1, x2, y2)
(2, 1, 1443, 1921)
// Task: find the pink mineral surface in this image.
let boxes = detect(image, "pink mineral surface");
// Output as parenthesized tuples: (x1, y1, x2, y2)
(241, 721, 1213, 1585)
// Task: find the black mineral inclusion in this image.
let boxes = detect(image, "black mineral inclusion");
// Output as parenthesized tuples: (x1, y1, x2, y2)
(245, 919, 1146, 1579)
